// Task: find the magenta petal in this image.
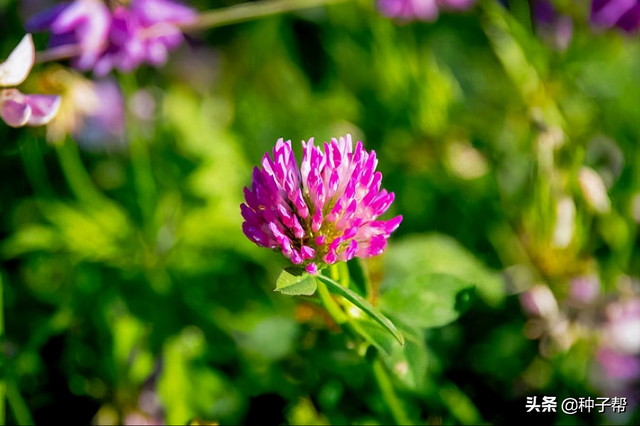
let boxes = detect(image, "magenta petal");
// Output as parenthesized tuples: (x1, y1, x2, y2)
(385, 215, 403, 233)
(241, 134, 401, 270)
(301, 246, 315, 260)
(0, 90, 31, 128)
(25, 95, 62, 126)
(0, 99, 30, 127)
(132, 0, 197, 26)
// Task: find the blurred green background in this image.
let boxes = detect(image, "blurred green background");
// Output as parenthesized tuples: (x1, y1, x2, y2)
(0, 0, 639, 424)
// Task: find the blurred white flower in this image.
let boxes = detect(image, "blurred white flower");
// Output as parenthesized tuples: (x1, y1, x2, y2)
(578, 166, 611, 214)
(552, 196, 575, 248)
(520, 284, 559, 318)
(445, 140, 489, 180)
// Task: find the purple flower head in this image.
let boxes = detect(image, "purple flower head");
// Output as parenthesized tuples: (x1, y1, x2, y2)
(591, 0, 640, 33)
(241, 135, 402, 274)
(0, 34, 61, 128)
(27, 0, 197, 75)
(378, 0, 477, 22)
(27, 0, 112, 71)
(93, 0, 196, 76)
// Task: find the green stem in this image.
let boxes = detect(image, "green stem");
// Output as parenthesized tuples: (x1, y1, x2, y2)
(0, 381, 4, 426)
(6, 382, 34, 426)
(54, 140, 103, 206)
(323, 266, 412, 425)
(373, 358, 413, 426)
(129, 136, 157, 225)
(337, 262, 350, 288)
(329, 263, 340, 281)
(19, 140, 54, 199)
(330, 263, 350, 288)
(0, 274, 4, 426)
(316, 278, 347, 325)
(182, 0, 353, 32)
(478, 0, 565, 128)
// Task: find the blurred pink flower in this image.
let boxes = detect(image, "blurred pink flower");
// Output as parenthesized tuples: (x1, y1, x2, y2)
(591, 0, 640, 33)
(93, 0, 197, 76)
(241, 135, 402, 274)
(0, 34, 61, 128)
(73, 79, 126, 149)
(568, 275, 601, 305)
(597, 347, 640, 380)
(530, 0, 573, 51)
(593, 296, 640, 404)
(377, 0, 477, 22)
(27, 0, 112, 71)
(27, 0, 196, 75)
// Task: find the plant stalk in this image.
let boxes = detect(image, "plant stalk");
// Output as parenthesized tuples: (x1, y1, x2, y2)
(54, 139, 103, 206)
(181, 0, 353, 31)
(316, 278, 347, 325)
(0, 274, 4, 426)
(373, 358, 413, 425)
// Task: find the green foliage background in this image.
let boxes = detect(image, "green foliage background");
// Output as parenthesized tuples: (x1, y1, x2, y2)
(0, 0, 638, 424)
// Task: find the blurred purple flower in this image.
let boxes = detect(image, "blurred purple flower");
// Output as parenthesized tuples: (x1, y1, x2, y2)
(241, 135, 402, 274)
(27, 0, 112, 71)
(74, 79, 126, 149)
(568, 275, 600, 305)
(591, 0, 640, 32)
(94, 0, 197, 76)
(597, 347, 640, 380)
(0, 34, 61, 128)
(594, 297, 640, 403)
(27, 0, 196, 75)
(38, 67, 124, 146)
(530, 0, 573, 51)
(378, 0, 477, 22)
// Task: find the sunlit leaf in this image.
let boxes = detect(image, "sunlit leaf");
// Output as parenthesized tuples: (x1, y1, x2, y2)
(274, 268, 318, 296)
(384, 234, 504, 307)
(379, 273, 475, 330)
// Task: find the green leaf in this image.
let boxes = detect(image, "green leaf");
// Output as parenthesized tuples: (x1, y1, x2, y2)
(379, 273, 475, 329)
(382, 324, 429, 392)
(351, 316, 399, 356)
(316, 275, 404, 346)
(384, 234, 504, 307)
(275, 268, 318, 296)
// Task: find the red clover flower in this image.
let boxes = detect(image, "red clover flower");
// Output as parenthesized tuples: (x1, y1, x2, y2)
(241, 135, 402, 275)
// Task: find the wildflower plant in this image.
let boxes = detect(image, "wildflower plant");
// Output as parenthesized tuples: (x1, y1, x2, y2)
(1, 0, 638, 424)
(241, 135, 406, 345)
